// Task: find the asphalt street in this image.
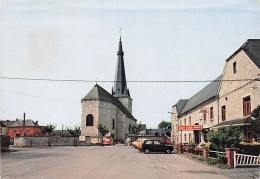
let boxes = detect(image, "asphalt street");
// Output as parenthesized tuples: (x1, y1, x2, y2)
(1, 145, 259, 179)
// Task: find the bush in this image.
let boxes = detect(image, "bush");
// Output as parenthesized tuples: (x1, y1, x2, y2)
(239, 143, 260, 156)
(206, 158, 217, 165)
(189, 142, 195, 148)
(207, 126, 241, 152)
(216, 154, 227, 164)
(205, 142, 211, 150)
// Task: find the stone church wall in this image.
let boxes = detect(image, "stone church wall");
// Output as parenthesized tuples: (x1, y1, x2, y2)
(98, 101, 117, 137)
(81, 100, 99, 136)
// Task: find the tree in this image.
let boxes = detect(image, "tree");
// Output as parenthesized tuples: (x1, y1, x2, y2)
(67, 126, 81, 146)
(158, 120, 171, 137)
(129, 123, 142, 135)
(251, 105, 260, 141)
(42, 124, 56, 147)
(206, 126, 241, 152)
(97, 123, 109, 146)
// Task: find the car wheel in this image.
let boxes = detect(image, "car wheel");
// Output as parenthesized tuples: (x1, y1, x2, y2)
(144, 148, 150, 154)
(165, 149, 171, 154)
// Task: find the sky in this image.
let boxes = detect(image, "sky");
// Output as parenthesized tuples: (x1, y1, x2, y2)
(1, 0, 260, 129)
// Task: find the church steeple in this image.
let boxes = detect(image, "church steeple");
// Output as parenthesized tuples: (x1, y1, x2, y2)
(112, 37, 130, 97)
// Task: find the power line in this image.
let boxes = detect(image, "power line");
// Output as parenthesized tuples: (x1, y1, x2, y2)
(0, 76, 258, 83)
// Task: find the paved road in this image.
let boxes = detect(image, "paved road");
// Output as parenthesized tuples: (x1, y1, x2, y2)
(1, 145, 259, 179)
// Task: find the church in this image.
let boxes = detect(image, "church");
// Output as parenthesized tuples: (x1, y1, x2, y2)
(81, 37, 137, 142)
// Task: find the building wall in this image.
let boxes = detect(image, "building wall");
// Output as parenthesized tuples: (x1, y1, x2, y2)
(81, 99, 135, 141)
(219, 50, 260, 121)
(8, 126, 41, 139)
(118, 97, 133, 114)
(81, 100, 99, 136)
(171, 99, 219, 145)
(0, 127, 8, 136)
(98, 101, 117, 137)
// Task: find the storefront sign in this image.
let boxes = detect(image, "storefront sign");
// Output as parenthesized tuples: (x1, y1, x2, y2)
(200, 109, 207, 113)
(91, 138, 101, 144)
(178, 125, 202, 130)
(79, 136, 85, 141)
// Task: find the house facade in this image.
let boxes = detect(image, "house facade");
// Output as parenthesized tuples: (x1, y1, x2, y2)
(0, 122, 9, 136)
(171, 39, 260, 145)
(2, 119, 41, 139)
(81, 38, 136, 142)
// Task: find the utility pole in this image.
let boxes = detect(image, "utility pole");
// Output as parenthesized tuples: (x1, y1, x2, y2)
(23, 112, 26, 136)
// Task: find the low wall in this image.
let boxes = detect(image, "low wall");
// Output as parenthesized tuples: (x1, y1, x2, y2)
(14, 136, 91, 147)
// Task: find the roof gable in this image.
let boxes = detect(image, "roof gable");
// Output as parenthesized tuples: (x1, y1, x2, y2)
(227, 39, 260, 69)
(174, 99, 188, 114)
(82, 84, 136, 120)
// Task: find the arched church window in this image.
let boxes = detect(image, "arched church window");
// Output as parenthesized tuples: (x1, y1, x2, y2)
(112, 119, 115, 130)
(86, 114, 94, 126)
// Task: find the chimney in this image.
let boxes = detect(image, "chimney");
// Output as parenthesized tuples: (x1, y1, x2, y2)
(36, 121, 38, 125)
(16, 118, 18, 122)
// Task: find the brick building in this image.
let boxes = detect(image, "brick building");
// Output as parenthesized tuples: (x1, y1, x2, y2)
(2, 119, 41, 139)
(171, 39, 260, 145)
(81, 37, 136, 142)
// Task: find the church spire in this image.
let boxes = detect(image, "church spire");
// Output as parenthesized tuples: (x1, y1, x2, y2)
(112, 37, 130, 97)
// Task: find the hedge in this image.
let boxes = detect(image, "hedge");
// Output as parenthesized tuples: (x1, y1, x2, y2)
(239, 143, 260, 156)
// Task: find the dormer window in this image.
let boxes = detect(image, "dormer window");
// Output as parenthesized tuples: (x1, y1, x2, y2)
(233, 61, 237, 74)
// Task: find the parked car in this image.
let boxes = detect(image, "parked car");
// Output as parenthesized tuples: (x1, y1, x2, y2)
(132, 138, 148, 148)
(141, 140, 174, 154)
(136, 139, 148, 151)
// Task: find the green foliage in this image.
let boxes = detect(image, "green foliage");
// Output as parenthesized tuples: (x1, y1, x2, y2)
(216, 154, 227, 164)
(206, 126, 241, 152)
(97, 123, 109, 137)
(206, 158, 217, 165)
(129, 123, 142, 135)
(189, 142, 195, 148)
(198, 156, 204, 161)
(251, 105, 260, 118)
(251, 105, 260, 140)
(42, 124, 56, 147)
(239, 143, 260, 156)
(158, 120, 171, 136)
(42, 124, 56, 135)
(205, 142, 211, 150)
(67, 126, 81, 137)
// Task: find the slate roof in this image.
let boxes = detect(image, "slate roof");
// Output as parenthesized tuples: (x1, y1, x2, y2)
(173, 99, 188, 114)
(179, 75, 222, 116)
(227, 39, 260, 69)
(112, 37, 130, 98)
(146, 128, 166, 135)
(212, 117, 253, 128)
(2, 120, 16, 127)
(82, 84, 136, 121)
(0, 121, 7, 127)
(2, 119, 39, 127)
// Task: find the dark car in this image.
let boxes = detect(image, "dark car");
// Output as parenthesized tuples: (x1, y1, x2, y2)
(141, 140, 174, 154)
